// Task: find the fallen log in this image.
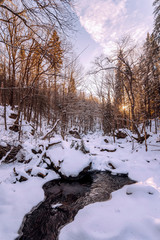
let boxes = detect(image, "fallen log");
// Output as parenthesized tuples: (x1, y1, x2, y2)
(42, 119, 60, 140)
(0, 144, 11, 160)
(132, 134, 150, 144)
(46, 141, 62, 150)
(3, 145, 22, 163)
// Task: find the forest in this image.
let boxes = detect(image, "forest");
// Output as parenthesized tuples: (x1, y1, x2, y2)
(0, 1, 160, 240)
(0, 0, 159, 141)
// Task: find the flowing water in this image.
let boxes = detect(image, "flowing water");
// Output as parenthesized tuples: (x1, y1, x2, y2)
(16, 171, 135, 240)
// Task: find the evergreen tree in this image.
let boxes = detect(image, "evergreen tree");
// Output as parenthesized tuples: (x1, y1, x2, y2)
(153, 0, 160, 44)
(142, 33, 160, 124)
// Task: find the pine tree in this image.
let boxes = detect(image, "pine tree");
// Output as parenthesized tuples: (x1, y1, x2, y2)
(153, 0, 160, 44)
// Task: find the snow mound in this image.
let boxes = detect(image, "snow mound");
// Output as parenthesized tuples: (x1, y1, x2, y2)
(47, 145, 91, 177)
(126, 184, 159, 197)
(59, 184, 160, 240)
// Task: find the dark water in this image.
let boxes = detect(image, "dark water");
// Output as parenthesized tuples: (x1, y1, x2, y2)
(16, 171, 135, 240)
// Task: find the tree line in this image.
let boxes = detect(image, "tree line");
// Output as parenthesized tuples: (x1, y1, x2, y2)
(0, 0, 159, 141)
(88, 0, 160, 141)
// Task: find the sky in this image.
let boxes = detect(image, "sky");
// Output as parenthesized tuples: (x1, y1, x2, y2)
(72, 0, 154, 70)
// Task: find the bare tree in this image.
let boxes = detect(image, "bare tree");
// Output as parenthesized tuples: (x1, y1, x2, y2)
(89, 37, 143, 140)
(0, 0, 76, 37)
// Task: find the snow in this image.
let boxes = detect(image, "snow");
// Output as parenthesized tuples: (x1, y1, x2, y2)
(51, 203, 63, 209)
(59, 132, 160, 240)
(48, 146, 91, 177)
(0, 163, 58, 240)
(0, 168, 58, 240)
(31, 167, 48, 176)
(0, 106, 160, 239)
(60, 184, 160, 240)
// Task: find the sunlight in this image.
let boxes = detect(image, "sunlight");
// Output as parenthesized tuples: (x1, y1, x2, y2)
(122, 105, 127, 110)
(146, 178, 160, 191)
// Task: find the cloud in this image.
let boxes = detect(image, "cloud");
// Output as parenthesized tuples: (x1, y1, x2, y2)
(75, 0, 153, 55)
(76, 0, 127, 42)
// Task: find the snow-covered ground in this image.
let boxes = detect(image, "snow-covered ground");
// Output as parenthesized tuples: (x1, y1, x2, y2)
(60, 137, 160, 240)
(0, 106, 160, 239)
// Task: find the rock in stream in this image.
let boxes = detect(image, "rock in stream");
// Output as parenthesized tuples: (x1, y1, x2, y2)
(16, 171, 135, 240)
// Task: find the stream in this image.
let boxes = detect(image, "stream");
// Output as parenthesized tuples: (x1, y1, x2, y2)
(16, 171, 135, 240)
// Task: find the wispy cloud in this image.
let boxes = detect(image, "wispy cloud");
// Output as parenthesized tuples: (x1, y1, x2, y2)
(75, 0, 153, 55)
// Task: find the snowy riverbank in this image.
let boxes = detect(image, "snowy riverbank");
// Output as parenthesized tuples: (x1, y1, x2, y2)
(0, 106, 160, 240)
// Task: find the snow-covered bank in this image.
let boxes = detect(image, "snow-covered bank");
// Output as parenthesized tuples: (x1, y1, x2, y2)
(60, 184, 160, 240)
(59, 132, 160, 240)
(0, 173, 57, 240)
(0, 106, 160, 239)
